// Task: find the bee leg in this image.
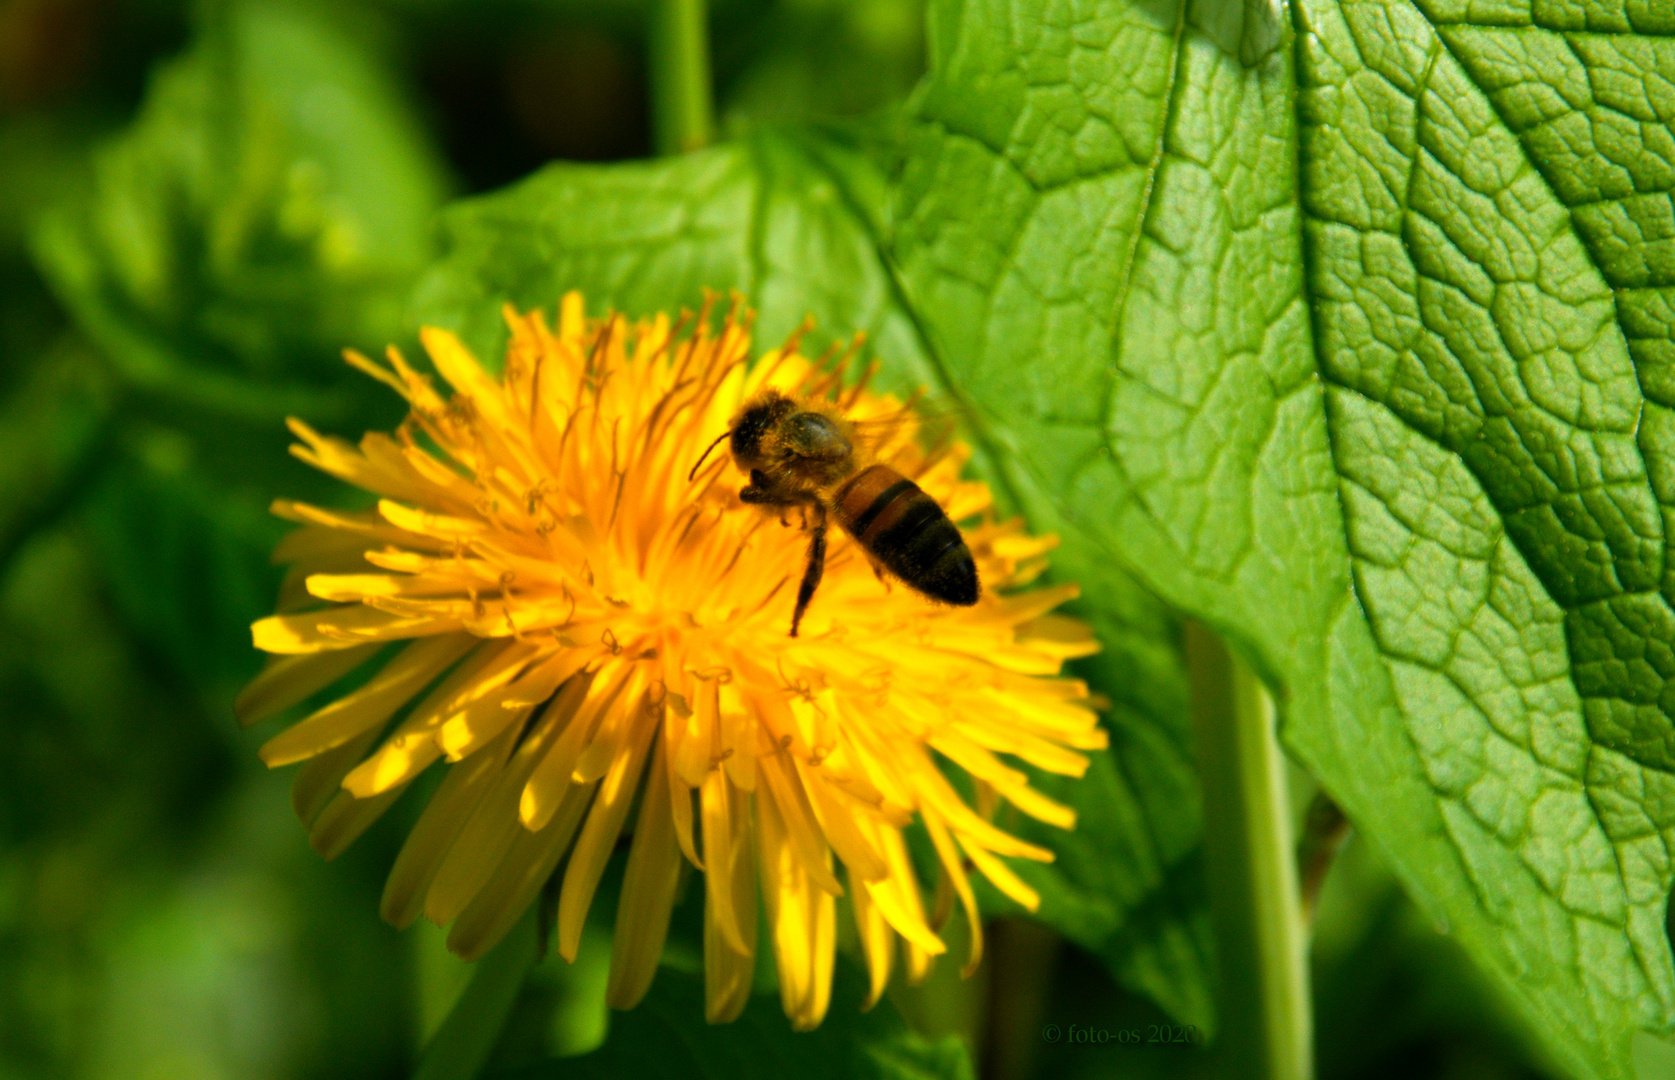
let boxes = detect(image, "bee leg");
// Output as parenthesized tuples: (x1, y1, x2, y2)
(870, 559, 892, 590)
(741, 471, 799, 527)
(789, 505, 828, 638)
(739, 469, 781, 505)
(740, 487, 791, 526)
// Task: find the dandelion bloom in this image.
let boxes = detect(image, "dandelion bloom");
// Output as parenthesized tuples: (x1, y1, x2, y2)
(236, 294, 1105, 1029)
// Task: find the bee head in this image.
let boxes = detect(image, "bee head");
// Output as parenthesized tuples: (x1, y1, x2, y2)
(728, 391, 798, 468)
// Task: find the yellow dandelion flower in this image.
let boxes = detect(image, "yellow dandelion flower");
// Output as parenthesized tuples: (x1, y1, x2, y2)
(236, 293, 1106, 1029)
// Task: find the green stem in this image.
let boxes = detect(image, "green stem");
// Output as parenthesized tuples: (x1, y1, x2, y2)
(1187, 622, 1313, 1080)
(412, 913, 537, 1080)
(650, 0, 714, 156)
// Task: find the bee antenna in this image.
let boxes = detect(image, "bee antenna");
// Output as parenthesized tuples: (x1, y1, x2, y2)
(689, 429, 733, 483)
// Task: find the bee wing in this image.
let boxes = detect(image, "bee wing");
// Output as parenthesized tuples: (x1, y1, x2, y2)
(845, 394, 971, 467)
(788, 346, 971, 460)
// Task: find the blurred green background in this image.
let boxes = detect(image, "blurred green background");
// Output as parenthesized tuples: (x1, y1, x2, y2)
(0, 1, 1616, 1077)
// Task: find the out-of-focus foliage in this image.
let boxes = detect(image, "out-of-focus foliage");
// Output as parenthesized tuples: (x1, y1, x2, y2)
(495, 960, 975, 1080)
(0, 0, 437, 1074)
(0, 0, 1644, 1078)
(32, 0, 449, 403)
(27, 0, 450, 693)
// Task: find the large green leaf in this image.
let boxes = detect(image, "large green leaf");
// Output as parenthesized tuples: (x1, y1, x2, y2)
(413, 125, 937, 381)
(1290, 1, 1675, 1074)
(889, 0, 1675, 1076)
(412, 123, 1209, 1030)
(416, 0, 1675, 1074)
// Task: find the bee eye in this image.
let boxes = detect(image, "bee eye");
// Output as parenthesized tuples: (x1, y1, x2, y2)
(789, 413, 844, 454)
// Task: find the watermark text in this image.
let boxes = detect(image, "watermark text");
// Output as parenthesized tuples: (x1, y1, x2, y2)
(1040, 1023, 1200, 1046)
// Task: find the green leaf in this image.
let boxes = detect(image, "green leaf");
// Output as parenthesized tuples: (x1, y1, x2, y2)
(31, 0, 450, 424)
(1288, 1, 1675, 1073)
(889, 0, 1675, 1076)
(413, 124, 939, 381)
(412, 123, 1208, 1027)
(487, 962, 974, 1080)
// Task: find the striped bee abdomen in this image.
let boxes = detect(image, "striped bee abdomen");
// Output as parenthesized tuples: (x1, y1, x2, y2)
(835, 464, 979, 606)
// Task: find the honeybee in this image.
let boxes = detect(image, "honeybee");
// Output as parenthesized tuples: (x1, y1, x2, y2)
(692, 388, 980, 636)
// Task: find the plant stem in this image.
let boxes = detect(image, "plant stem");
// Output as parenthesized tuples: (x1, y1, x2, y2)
(412, 912, 537, 1080)
(980, 917, 1062, 1080)
(650, 0, 713, 155)
(1187, 621, 1312, 1080)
